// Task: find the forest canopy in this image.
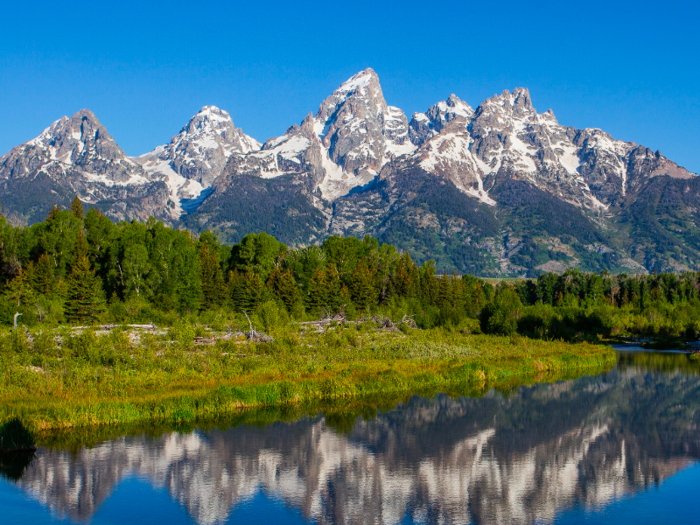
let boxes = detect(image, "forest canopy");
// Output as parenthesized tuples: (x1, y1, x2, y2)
(1, 198, 700, 342)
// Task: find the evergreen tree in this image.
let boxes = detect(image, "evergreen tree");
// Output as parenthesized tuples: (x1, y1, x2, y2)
(46, 203, 60, 222)
(199, 244, 225, 309)
(393, 252, 417, 298)
(267, 268, 300, 312)
(69, 196, 84, 220)
(231, 268, 263, 311)
(6, 268, 34, 307)
(30, 253, 57, 296)
(74, 229, 89, 261)
(350, 261, 376, 312)
(64, 256, 105, 323)
(306, 267, 328, 313)
(323, 263, 344, 313)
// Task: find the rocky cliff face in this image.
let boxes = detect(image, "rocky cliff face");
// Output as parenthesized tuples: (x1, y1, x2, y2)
(138, 105, 260, 191)
(0, 109, 174, 224)
(211, 68, 415, 201)
(0, 69, 697, 274)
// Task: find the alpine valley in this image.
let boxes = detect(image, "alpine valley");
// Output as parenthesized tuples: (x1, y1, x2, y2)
(1, 69, 697, 277)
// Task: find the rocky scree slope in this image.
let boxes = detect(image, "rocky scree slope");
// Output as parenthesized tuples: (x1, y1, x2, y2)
(0, 68, 697, 275)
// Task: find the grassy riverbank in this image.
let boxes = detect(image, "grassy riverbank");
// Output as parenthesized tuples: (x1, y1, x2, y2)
(0, 320, 616, 436)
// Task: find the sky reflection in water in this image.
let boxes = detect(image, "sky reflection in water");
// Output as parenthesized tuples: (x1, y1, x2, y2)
(2, 351, 699, 525)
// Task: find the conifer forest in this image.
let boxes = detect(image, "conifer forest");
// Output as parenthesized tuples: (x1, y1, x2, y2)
(0, 197, 699, 341)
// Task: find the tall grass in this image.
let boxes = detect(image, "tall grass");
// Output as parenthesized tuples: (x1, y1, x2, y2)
(0, 320, 616, 438)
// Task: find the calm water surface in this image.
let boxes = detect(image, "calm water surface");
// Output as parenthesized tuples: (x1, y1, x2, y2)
(2, 350, 699, 524)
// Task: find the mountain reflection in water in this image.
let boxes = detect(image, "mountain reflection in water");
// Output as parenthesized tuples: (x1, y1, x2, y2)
(4, 352, 700, 525)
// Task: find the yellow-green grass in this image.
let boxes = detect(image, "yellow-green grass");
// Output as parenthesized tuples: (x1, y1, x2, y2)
(0, 324, 616, 439)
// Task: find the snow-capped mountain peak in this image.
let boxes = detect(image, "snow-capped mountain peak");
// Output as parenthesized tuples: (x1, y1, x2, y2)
(310, 68, 415, 186)
(409, 94, 475, 146)
(2, 69, 698, 277)
(142, 105, 261, 186)
(135, 105, 262, 215)
(0, 109, 146, 184)
(334, 68, 376, 96)
(174, 105, 259, 154)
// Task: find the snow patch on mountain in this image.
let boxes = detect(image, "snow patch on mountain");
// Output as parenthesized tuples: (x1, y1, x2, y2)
(135, 156, 203, 215)
(335, 70, 374, 95)
(136, 105, 261, 214)
(417, 132, 495, 206)
(318, 147, 352, 200)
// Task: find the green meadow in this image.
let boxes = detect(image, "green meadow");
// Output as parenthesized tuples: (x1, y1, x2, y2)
(0, 318, 615, 439)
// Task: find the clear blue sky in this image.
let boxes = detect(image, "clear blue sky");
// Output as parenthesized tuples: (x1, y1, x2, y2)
(1, 0, 698, 172)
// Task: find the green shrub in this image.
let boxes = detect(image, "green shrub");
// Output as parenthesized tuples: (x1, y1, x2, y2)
(518, 303, 556, 339)
(168, 322, 196, 348)
(257, 300, 288, 333)
(480, 286, 523, 335)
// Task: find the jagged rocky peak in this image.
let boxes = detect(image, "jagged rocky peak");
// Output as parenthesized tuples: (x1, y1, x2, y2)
(140, 105, 261, 189)
(176, 105, 261, 156)
(221, 113, 324, 184)
(409, 94, 475, 146)
(219, 68, 417, 202)
(472, 88, 537, 136)
(482, 87, 534, 116)
(471, 88, 574, 176)
(312, 68, 414, 178)
(0, 108, 143, 183)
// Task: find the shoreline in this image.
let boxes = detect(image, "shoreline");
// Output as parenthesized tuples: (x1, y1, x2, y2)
(0, 324, 616, 438)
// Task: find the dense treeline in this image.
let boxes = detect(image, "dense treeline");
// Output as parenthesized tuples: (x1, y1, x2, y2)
(1, 197, 700, 342)
(0, 198, 488, 329)
(505, 269, 700, 341)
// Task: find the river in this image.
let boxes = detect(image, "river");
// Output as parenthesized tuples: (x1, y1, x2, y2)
(1, 350, 699, 524)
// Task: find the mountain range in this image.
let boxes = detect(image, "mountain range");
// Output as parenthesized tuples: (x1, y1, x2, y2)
(1, 68, 697, 276)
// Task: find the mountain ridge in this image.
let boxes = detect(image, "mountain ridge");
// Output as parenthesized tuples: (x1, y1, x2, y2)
(0, 68, 697, 276)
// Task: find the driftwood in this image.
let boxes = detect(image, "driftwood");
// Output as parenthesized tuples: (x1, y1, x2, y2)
(399, 314, 417, 329)
(298, 312, 417, 333)
(299, 313, 347, 327)
(243, 311, 274, 343)
(378, 317, 400, 332)
(193, 327, 246, 346)
(70, 323, 160, 331)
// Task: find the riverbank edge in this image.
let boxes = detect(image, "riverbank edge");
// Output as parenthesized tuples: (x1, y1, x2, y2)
(2, 344, 617, 441)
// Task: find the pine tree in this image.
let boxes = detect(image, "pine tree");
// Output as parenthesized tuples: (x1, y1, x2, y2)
(267, 268, 300, 312)
(228, 270, 245, 309)
(230, 269, 263, 311)
(6, 268, 34, 307)
(306, 267, 328, 314)
(75, 229, 89, 261)
(64, 256, 105, 323)
(393, 252, 416, 298)
(324, 263, 344, 313)
(46, 203, 60, 222)
(350, 261, 376, 312)
(69, 196, 84, 220)
(31, 254, 57, 296)
(199, 245, 225, 309)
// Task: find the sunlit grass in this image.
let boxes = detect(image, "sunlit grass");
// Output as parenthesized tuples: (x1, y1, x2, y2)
(0, 322, 616, 437)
